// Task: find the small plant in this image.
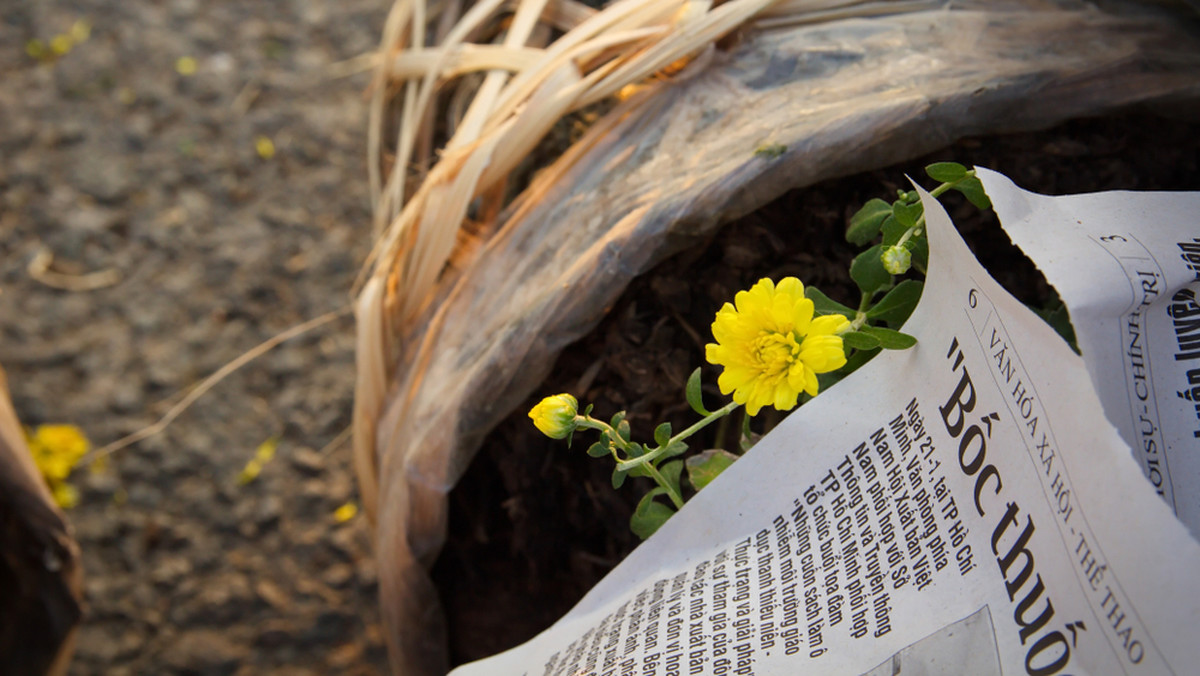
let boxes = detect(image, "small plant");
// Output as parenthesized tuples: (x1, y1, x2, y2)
(530, 163, 992, 538)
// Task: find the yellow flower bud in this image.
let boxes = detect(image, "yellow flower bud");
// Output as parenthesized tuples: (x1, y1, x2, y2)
(529, 394, 579, 439)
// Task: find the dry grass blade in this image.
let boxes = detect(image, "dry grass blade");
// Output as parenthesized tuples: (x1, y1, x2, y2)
(82, 307, 352, 466)
(360, 0, 896, 326)
(27, 247, 121, 292)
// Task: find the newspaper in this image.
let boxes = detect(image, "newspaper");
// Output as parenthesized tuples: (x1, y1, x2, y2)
(980, 168, 1200, 538)
(450, 176, 1200, 676)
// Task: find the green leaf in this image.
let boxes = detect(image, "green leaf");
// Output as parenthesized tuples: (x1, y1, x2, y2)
(740, 413, 756, 452)
(628, 463, 652, 478)
(846, 198, 891, 246)
(686, 449, 739, 492)
(860, 325, 917, 349)
(815, 369, 843, 392)
(617, 419, 632, 443)
(754, 142, 787, 159)
(587, 442, 609, 458)
(880, 215, 906, 247)
(892, 201, 922, 229)
(661, 460, 684, 497)
(841, 330, 881, 351)
(653, 422, 672, 448)
(866, 280, 924, 326)
(925, 162, 968, 183)
(661, 439, 690, 460)
(631, 489, 674, 539)
(850, 244, 891, 296)
(953, 176, 992, 209)
(909, 234, 929, 272)
(1034, 299, 1080, 354)
(610, 411, 626, 430)
(685, 368, 711, 416)
(614, 456, 652, 487)
(805, 287, 855, 319)
(612, 467, 628, 489)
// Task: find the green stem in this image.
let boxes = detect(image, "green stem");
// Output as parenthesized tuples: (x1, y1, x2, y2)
(894, 221, 921, 249)
(614, 401, 739, 473)
(930, 169, 973, 199)
(644, 463, 684, 509)
(908, 170, 971, 242)
(846, 286, 884, 332)
(671, 401, 740, 446)
(576, 417, 634, 459)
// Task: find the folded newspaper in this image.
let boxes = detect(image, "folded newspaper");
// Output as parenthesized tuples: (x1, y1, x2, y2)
(451, 171, 1200, 676)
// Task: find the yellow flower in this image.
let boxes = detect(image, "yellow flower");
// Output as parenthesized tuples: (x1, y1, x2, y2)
(52, 483, 79, 510)
(705, 277, 850, 416)
(529, 394, 579, 439)
(333, 502, 358, 523)
(25, 39, 47, 59)
(50, 34, 73, 55)
(175, 56, 197, 76)
(24, 424, 90, 509)
(255, 135, 275, 160)
(237, 459, 263, 485)
(27, 424, 90, 481)
(70, 19, 92, 44)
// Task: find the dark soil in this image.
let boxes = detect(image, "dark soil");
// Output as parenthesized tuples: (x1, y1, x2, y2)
(434, 112, 1200, 667)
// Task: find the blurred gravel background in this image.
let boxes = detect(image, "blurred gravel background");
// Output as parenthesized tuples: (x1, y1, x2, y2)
(1, 1, 390, 673)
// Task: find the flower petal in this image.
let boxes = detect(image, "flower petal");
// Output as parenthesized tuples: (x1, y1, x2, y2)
(773, 381, 799, 412)
(800, 334, 848, 373)
(802, 366, 819, 397)
(809, 314, 850, 336)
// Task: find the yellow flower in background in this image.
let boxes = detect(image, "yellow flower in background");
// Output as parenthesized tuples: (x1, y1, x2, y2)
(25, 424, 91, 508)
(24, 18, 89, 63)
(333, 502, 358, 523)
(705, 277, 849, 416)
(175, 56, 197, 76)
(70, 19, 92, 44)
(28, 424, 90, 480)
(52, 483, 80, 510)
(25, 39, 47, 59)
(50, 34, 73, 55)
(255, 135, 276, 160)
(529, 393, 579, 439)
(237, 436, 279, 485)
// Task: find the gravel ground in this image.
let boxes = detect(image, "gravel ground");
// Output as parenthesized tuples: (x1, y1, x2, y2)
(1, 1, 390, 673)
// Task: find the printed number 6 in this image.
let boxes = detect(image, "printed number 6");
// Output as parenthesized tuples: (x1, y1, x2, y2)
(968, 288, 978, 308)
